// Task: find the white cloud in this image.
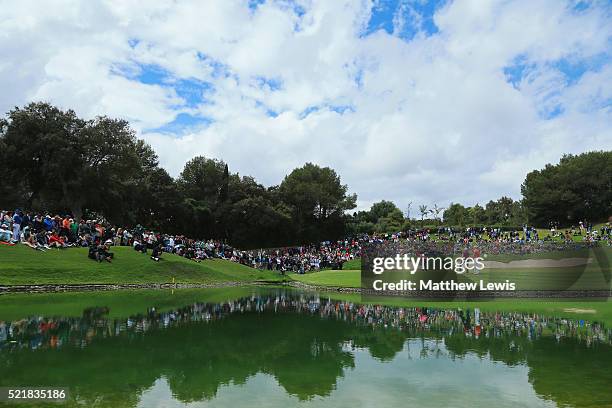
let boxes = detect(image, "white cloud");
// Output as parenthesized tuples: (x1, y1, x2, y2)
(0, 0, 610, 211)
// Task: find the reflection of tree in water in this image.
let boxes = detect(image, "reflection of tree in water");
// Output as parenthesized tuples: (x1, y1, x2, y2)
(0, 293, 611, 407)
(442, 333, 612, 407)
(0, 311, 358, 405)
(160, 314, 355, 402)
(351, 326, 407, 361)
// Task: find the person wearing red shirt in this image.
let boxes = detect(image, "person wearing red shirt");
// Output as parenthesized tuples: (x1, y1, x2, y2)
(48, 232, 66, 248)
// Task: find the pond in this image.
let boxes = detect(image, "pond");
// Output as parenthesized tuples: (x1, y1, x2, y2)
(0, 288, 610, 408)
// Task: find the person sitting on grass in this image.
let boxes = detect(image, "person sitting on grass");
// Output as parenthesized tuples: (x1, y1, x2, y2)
(23, 234, 40, 250)
(195, 247, 209, 261)
(88, 243, 98, 261)
(77, 232, 90, 247)
(23, 230, 45, 251)
(97, 243, 113, 262)
(0, 223, 14, 244)
(151, 244, 163, 262)
(48, 231, 69, 249)
(133, 238, 147, 253)
(89, 242, 113, 263)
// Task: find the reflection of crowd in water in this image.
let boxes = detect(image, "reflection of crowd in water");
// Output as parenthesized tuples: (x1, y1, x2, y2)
(1, 294, 610, 352)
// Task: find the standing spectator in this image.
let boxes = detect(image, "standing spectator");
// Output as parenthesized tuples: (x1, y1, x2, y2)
(69, 219, 78, 242)
(61, 216, 71, 238)
(12, 210, 22, 242)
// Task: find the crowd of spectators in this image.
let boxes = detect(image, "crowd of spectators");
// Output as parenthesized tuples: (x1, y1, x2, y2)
(1, 208, 610, 273)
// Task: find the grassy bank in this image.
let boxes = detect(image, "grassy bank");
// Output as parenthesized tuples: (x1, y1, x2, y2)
(0, 245, 286, 285)
(2, 244, 611, 325)
(295, 247, 612, 291)
(292, 269, 362, 287)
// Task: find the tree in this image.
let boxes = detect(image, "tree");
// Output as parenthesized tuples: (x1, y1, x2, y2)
(0, 103, 158, 221)
(374, 211, 404, 233)
(219, 163, 229, 203)
(129, 167, 182, 232)
(0, 102, 85, 211)
(481, 196, 527, 226)
(347, 200, 406, 234)
(521, 151, 612, 226)
(1, 102, 368, 248)
(419, 205, 428, 221)
(347, 210, 375, 234)
(404, 201, 412, 220)
(176, 156, 228, 237)
(0, 117, 28, 207)
(78, 117, 159, 223)
(370, 201, 401, 221)
(278, 163, 356, 242)
(226, 196, 294, 248)
(177, 156, 227, 206)
(468, 204, 487, 225)
(431, 204, 445, 221)
(443, 203, 467, 226)
(368, 201, 405, 232)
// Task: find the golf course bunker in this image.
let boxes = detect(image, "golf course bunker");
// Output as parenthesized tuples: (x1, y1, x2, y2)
(563, 307, 597, 314)
(484, 257, 593, 269)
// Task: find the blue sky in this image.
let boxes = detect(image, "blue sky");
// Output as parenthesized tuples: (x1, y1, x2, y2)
(1, 0, 610, 209)
(114, 0, 610, 131)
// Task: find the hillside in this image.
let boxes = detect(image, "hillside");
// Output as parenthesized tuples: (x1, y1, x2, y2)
(0, 245, 285, 285)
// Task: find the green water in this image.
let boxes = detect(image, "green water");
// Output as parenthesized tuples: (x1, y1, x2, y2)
(0, 288, 610, 408)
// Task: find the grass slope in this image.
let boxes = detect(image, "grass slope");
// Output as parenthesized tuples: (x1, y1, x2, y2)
(297, 247, 612, 291)
(291, 270, 362, 288)
(0, 245, 285, 285)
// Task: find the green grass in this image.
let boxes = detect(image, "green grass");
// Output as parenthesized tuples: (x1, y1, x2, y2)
(291, 270, 362, 288)
(1, 241, 611, 325)
(290, 247, 612, 325)
(0, 245, 286, 285)
(343, 258, 361, 270)
(291, 260, 612, 292)
(299, 247, 612, 291)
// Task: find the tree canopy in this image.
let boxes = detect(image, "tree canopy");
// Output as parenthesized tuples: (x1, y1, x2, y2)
(443, 198, 525, 227)
(1, 102, 608, 248)
(278, 163, 357, 243)
(521, 151, 611, 226)
(0, 103, 357, 247)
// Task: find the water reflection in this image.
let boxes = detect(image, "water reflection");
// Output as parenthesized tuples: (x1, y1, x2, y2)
(0, 291, 611, 407)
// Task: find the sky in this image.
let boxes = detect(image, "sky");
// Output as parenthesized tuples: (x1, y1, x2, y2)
(1, 0, 610, 212)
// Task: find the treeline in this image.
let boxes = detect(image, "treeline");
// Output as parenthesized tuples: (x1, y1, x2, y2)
(0, 102, 609, 246)
(347, 196, 527, 233)
(350, 151, 610, 233)
(521, 151, 611, 226)
(442, 197, 526, 228)
(0, 103, 356, 248)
